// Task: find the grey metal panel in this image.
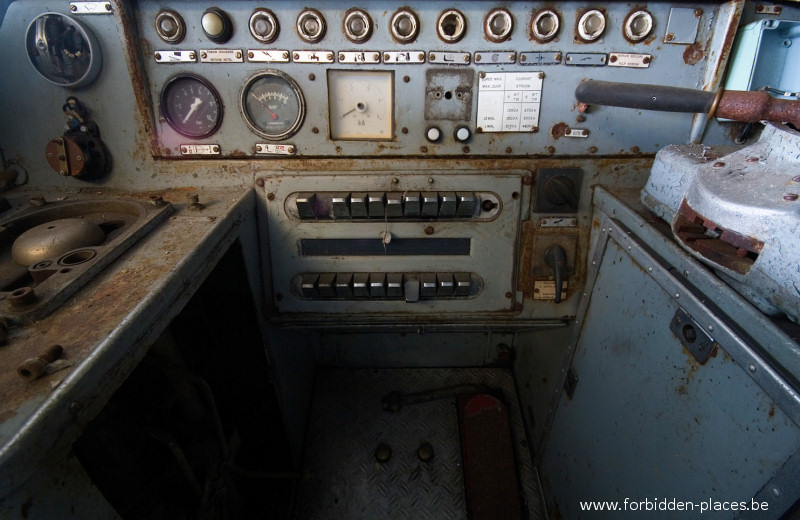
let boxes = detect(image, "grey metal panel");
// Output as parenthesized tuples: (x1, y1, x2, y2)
(541, 209, 800, 519)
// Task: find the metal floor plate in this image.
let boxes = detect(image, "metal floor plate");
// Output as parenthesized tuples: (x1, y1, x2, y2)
(293, 368, 543, 519)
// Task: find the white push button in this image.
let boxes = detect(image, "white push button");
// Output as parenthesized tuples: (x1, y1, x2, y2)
(454, 126, 471, 142)
(426, 127, 442, 143)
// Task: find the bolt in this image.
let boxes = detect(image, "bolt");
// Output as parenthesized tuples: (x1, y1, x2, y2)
(17, 345, 63, 382)
(287, 146, 295, 154)
(401, 127, 408, 134)
(576, 115, 586, 123)
(339, 53, 345, 61)
(181, 146, 188, 154)
(327, 53, 334, 61)
(403, 75, 410, 83)
(523, 175, 532, 185)
(546, 146, 555, 154)
(201, 52, 207, 59)
(420, 146, 428, 153)
(538, 72, 545, 79)
(375, 443, 392, 463)
(631, 146, 641, 153)
(464, 54, 470, 63)
(267, 192, 275, 201)
(248, 51, 254, 59)
(713, 161, 726, 168)
(463, 146, 470, 153)
(427, 177, 435, 184)
(695, 8, 703, 17)
(479, 71, 486, 79)
(589, 146, 598, 153)
(642, 56, 651, 64)
(308, 73, 315, 81)
(189, 52, 196, 60)
(282, 52, 289, 60)
(256, 178, 265, 187)
(391, 177, 399, 184)
(429, 53, 436, 61)
(418, 53, 425, 61)
(312, 127, 319, 134)
(373, 53, 380, 61)
(555, 53, 563, 61)
(256, 145, 263, 152)
(506, 147, 513, 154)
(105, 3, 112, 10)
(532, 126, 539, 133)
(293, 53, 300, 61)
(475, 54, 482, 62)
(665, 33, 675, 42)
(610, 55, 618, 63)
(417, 442, 434, 462)
(235, 51, 242, 59)
(509, 53, 515, 62)
(749, 364, 757, 373)
(424, 226, 434, 235)
(783, 193, 798, 201)
(476, 127, 483, 133)
(212, 146, 220, 153)
(384, 53, 391, 61)
(70, 4, 77, 11)
(155, 52, 162, 61)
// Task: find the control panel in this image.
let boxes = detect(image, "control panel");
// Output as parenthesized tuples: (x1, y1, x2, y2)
(135, 1, 738, 158)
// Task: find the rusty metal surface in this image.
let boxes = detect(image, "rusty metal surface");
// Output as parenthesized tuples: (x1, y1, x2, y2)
(717, 90, 800, 127)
(0, 187, 255, 497)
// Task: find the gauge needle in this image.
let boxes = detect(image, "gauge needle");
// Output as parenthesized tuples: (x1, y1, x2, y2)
(182, 97, 202, 123)
(341, 108, 356, 118)
(250, 93, 278, 120)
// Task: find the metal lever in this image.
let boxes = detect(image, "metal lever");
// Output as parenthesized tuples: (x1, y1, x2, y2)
(545, 245, 567, 303)
(575, 80, 800, 128)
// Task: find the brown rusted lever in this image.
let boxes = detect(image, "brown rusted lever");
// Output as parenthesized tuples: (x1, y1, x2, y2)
(575, 80, 800, 128)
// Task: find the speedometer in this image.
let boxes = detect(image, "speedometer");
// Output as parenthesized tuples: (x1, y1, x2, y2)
(160, 73, 223, 139)
(240, 70, 305, 140)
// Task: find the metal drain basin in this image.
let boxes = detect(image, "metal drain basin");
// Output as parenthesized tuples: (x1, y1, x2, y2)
(0, 198, 172, 323)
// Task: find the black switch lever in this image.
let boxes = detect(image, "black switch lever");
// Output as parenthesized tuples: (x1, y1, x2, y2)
(545, 245, 567, 303)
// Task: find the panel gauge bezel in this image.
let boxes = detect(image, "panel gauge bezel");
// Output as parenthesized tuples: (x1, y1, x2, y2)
(159, 73, 224, 139)
(239, 70, 306, 141)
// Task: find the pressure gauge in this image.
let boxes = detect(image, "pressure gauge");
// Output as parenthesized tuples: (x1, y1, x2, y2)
(327, 70, 393, 140)
(240, 70, 305, 140)
(160, 74, 223, 139)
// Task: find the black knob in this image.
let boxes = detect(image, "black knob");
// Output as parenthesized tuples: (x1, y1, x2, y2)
(545, 245, 567, 303)
(543, 175, 578, 211)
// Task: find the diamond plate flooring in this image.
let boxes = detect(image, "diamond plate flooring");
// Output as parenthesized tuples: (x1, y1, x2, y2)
(293, 368, 543, 519)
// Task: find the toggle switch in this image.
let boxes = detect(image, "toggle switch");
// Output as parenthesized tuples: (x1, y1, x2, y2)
(456, 192, 476, 217)
(368, 192, 385, 218)
(420, 273, 437, 298)
(439, 192, 457, 217)
(332, 193, 350, 218)
(317, 273, 336, 298)
(353, 273, 370, 297)
(350, 192, 368, 217)
(404, 192, 421, 216)
(301, 273, 319, 298)
(387, 273, 403, 297)
(335, 273, 353, 298)
(421, 192, 439, 217)
(454, 272, 471, 296)
(404, 274, 420, 302)
(386, 192, 403, 217)
(296, 193, 317, 219)
(437, 272, 455, 296)
(369, 273, 387, 297)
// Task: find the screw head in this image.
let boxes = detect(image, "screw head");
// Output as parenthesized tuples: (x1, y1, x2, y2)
(713, 161, 726, 168)
(783, 193, 798, 201)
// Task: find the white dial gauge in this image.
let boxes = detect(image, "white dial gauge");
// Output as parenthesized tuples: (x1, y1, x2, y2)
(327, 70, 394, 140)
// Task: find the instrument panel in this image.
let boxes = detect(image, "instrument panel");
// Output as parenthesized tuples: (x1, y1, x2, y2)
(136, 1, 737, 158)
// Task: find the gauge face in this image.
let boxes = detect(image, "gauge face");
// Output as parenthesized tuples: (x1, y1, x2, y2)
(160, 74, 223, 139)
(240, 70, 305, 140)
(327, 70, 393, 140)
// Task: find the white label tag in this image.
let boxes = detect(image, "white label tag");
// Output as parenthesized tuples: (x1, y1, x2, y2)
(608, 53, 652, 68)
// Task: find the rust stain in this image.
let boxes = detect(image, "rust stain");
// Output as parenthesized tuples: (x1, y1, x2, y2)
(683, 43, 705, 65)
(550, 122, 569, 140)
(769, 403, 776, 418)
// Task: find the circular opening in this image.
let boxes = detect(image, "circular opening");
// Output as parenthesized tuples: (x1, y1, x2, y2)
(12, 287, 30, 297)
(578, 10, 606, 41)
(437, 10, 466, 42)
(485, 9, 512, 42)
(390, 9, 419, 43)
(249, 9, 278, 43)
(155, 10, 185, 44)
(60, 268, 72, 274)
(59, 249, 96, 266)
(444, 91, 453, 100)
(344, 9, 372, 42)
(512, 191, 520, 200)
(624, 10, 653, 42)
(297, 10, 325, 42)
(532, 10, 560, 42)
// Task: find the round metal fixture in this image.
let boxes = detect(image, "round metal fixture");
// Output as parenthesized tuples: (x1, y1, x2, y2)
(249, 8, 279, 43)
(623, 9, 653, 42)
(296, 9, 326, 43)
(531, 9, 560, 42)
(240, 70, 305, 140)
(484, 8, 513, 43)
(25, 13, 102, 88)
(577, 9, 606, 42)
(201, 7, 233, 43)
(154, 10, 186, 44)
(454, 125, 471, 143)
(426, 127, 442, 143)
(437, 9, 466, 43)
(12, 218, 105, 267)
(343, 8, 372, 43)
(160, 74, 223, 139)
(390, 8, 419, 43)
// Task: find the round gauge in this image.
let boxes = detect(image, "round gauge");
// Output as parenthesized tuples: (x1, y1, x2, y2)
(160, 74, 223, 139)
(240, 70, 305, 141)
(25, 12, 102, 88)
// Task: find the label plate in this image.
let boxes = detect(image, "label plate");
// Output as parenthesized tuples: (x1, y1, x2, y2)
(477, 72, 543, 133)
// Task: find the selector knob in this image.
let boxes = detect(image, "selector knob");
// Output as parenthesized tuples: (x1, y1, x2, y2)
(454, 126, 472, 143)
(426, 127, 442, 143)
(202, 7, 233, 43)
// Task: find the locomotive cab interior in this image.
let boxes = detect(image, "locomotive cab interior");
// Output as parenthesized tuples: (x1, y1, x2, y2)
(0, 1, 799, 518)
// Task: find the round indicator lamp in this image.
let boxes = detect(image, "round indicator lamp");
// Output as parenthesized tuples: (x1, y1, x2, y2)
(160, 74, 223, 139)
(240, 70, 305, 140)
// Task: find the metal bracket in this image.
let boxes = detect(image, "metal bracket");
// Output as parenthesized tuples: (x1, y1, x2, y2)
(670, 307, 715, 364)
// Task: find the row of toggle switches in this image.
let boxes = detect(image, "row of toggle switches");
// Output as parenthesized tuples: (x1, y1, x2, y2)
(291, 191, 500, 220)
(295, 272, 480, 301)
